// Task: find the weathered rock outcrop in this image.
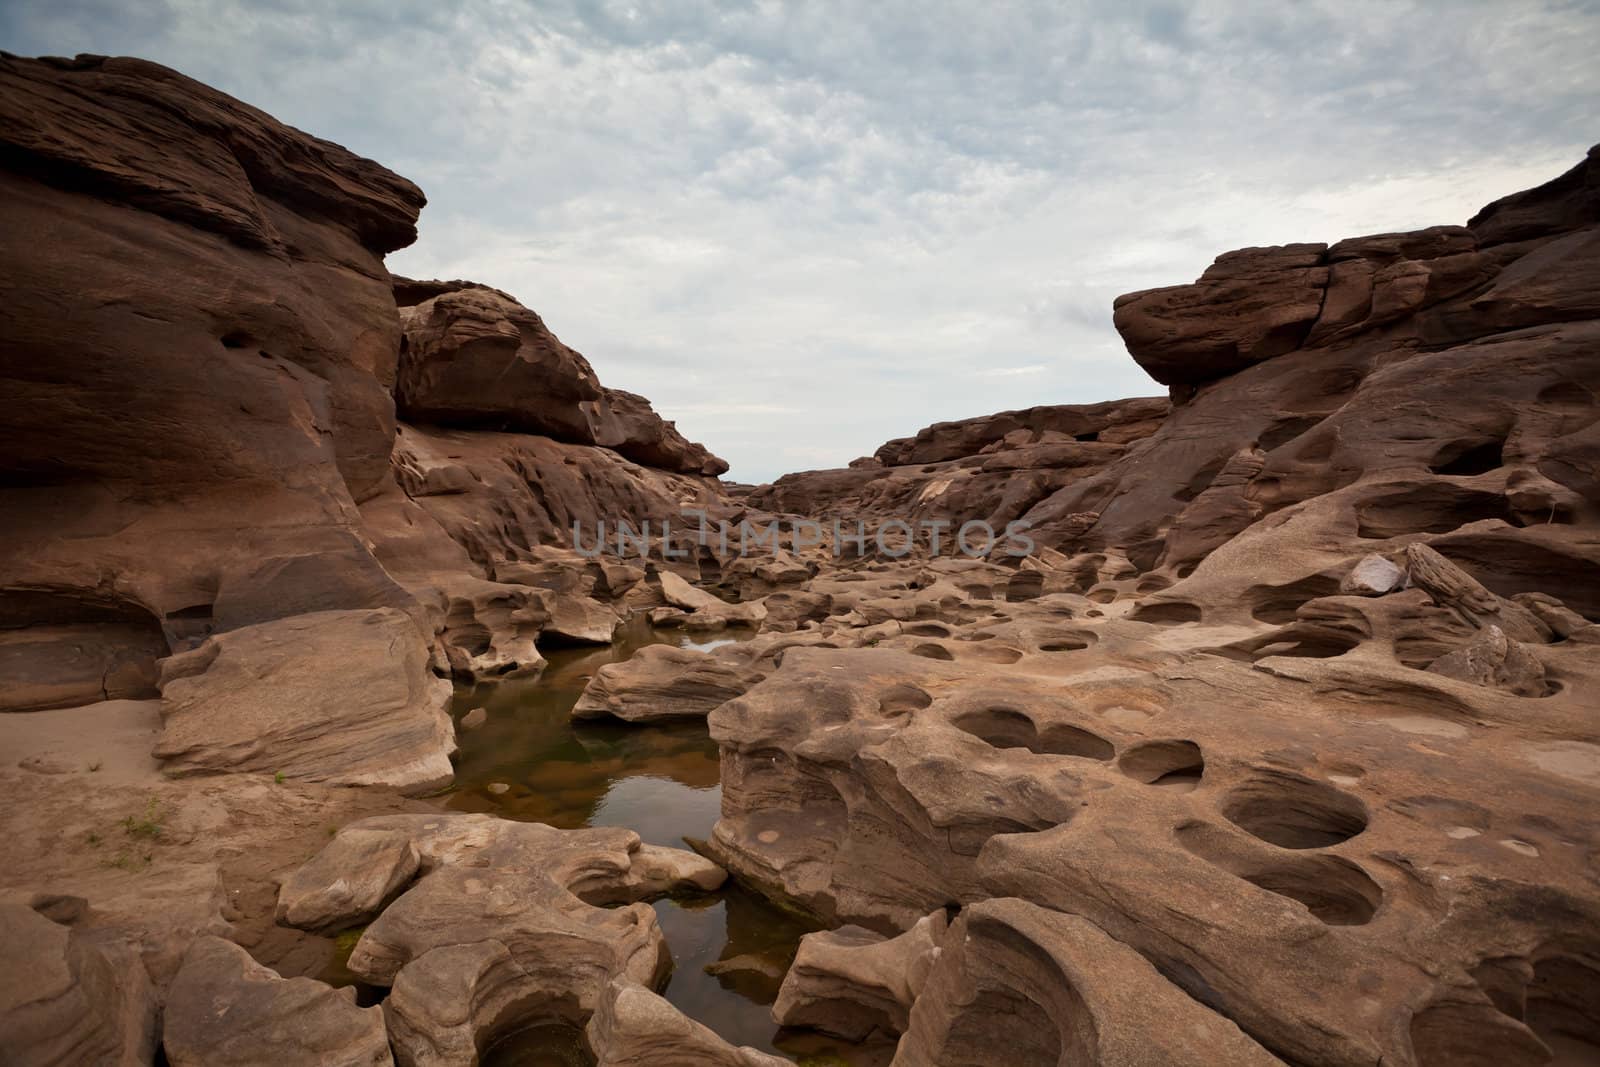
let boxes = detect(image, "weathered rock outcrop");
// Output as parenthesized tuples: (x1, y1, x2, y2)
(163, 936, 392, 1067)
(7, 50, 1600, 1067)
(573, 644, 762, 723)
(704, 147, 1600, 1067)
(152, 608, 455, 794)
(0, 53, 429, 724)
(587, 979, 789, 1067)
(0, 892, 158, 1067)
(277, 814, 725, 1064)
(748, 398, 1169, 533)
(771, 908, 947, 1041)
(0, 53, 734, 764)
(1030, 145, 1600, 573)
(895, 899, 1285, 1067)
(394, 282, 727, 476)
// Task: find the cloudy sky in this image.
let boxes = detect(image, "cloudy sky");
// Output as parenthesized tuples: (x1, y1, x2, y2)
(5, 1, 1597, 480)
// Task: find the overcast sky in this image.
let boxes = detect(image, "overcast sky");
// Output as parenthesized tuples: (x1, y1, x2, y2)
(5, 2, 1597, 480)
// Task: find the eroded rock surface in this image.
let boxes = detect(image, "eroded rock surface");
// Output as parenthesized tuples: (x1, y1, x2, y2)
(277, 814, 725, 1063)
(573, 644, 762, 723)
(748, 398, 1169, 532)
(772, 908, 947, 1041)
(704, 145, 1600, 1067)
(895, 899, 1284, 1067)
(4, 50, 1599, 1067)
(588, 979, 789, 1067)
(153, 608, 455, 794)
(163, 936, 391, 1067)
(0, 893, 157, 1067)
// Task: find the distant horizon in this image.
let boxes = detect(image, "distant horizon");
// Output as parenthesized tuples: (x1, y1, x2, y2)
(4, 1, 1595, 481)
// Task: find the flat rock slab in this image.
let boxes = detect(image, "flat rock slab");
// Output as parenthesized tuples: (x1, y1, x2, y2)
(154, 608, 455, 794)
(573, 644, 760, 723)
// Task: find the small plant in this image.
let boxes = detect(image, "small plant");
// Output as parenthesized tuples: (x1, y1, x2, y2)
(121, 797, 164, 841)
(274, 770, 286, 784)
(327, 824, 339, 837)
(106, 850, 153, 872)
(85, 830, 102, 846)
(86, 760, 102, 773)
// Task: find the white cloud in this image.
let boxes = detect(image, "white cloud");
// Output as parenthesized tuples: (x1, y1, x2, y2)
(4, 0, 1596, 479)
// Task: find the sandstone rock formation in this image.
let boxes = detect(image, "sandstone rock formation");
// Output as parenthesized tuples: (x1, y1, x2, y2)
(0, 52, 426, 722)
(0, 892, 158, 1067)
(0, 52, 733, 777)
(396, 281, 728, 476)
(749, 397, 1169, 533)
(4, 47, 1599, 1067)
(573, 644, 762, 723)
(895, 899, 1284, 1067)
(153, 608, 455, 794)
(276, 814, 725, 1064)
(587, 979, 789, 1067)
(771, 908, 947, 1041)
(162, 937, 391, 1067)
(698, 145, 1600, 1067)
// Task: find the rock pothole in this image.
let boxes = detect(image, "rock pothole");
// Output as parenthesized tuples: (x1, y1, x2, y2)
(950, 707, 1114, 761)
(1118, 740, 1205, 791)
(1176, 822, 1382, 926)
(1219, 772, 1369, 849)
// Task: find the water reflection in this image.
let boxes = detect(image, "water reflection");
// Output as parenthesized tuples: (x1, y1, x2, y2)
(454, 621, 887, 1064)
(447, 620, 728, 834)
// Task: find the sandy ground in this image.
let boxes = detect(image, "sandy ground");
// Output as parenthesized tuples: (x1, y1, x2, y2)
(0, 699, 437, 983)
(2, 698, 165, 782)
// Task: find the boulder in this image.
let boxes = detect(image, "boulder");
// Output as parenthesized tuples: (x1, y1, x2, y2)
(1340, 554, 1407, 596)
(0, 893, 157, 1067)
(275, 827, 422, 934)
(153, 608, 456, 794)
(396, 283, 726, 476)
(277, 815, 724, 1062)
(657, 570, 767, 628)
(587, 979, 789, 1067)
(894, 899, 1284, 1067)
(572, 645, 760, 723)
(771, 909, 947, 1040)
(163, 936, 391, 1067)
(1426, 625, 1549, 697)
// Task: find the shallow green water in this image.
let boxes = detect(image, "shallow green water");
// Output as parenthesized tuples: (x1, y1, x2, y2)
(448, 620, 889, 1066)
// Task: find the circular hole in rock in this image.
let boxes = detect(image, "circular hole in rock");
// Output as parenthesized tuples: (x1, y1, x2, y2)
(1410, 1001, 1551, 1067)
(1242, 855, 1383, 925)
(878, 683, 933, 717)
(1040, 723, 1115, 761)
(1127, 600, 1203, 625)
(483, 1022, 594, 1067)
(951, 709, 1114, 760)
(910, 642, 955, 661)
(906, 622, 953, 638)
(968, 645, 1023, 664)
(1118, 740, 1204, 791)
(1221, 772, 1368, 849)
(1176, 823, 1382, 926)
